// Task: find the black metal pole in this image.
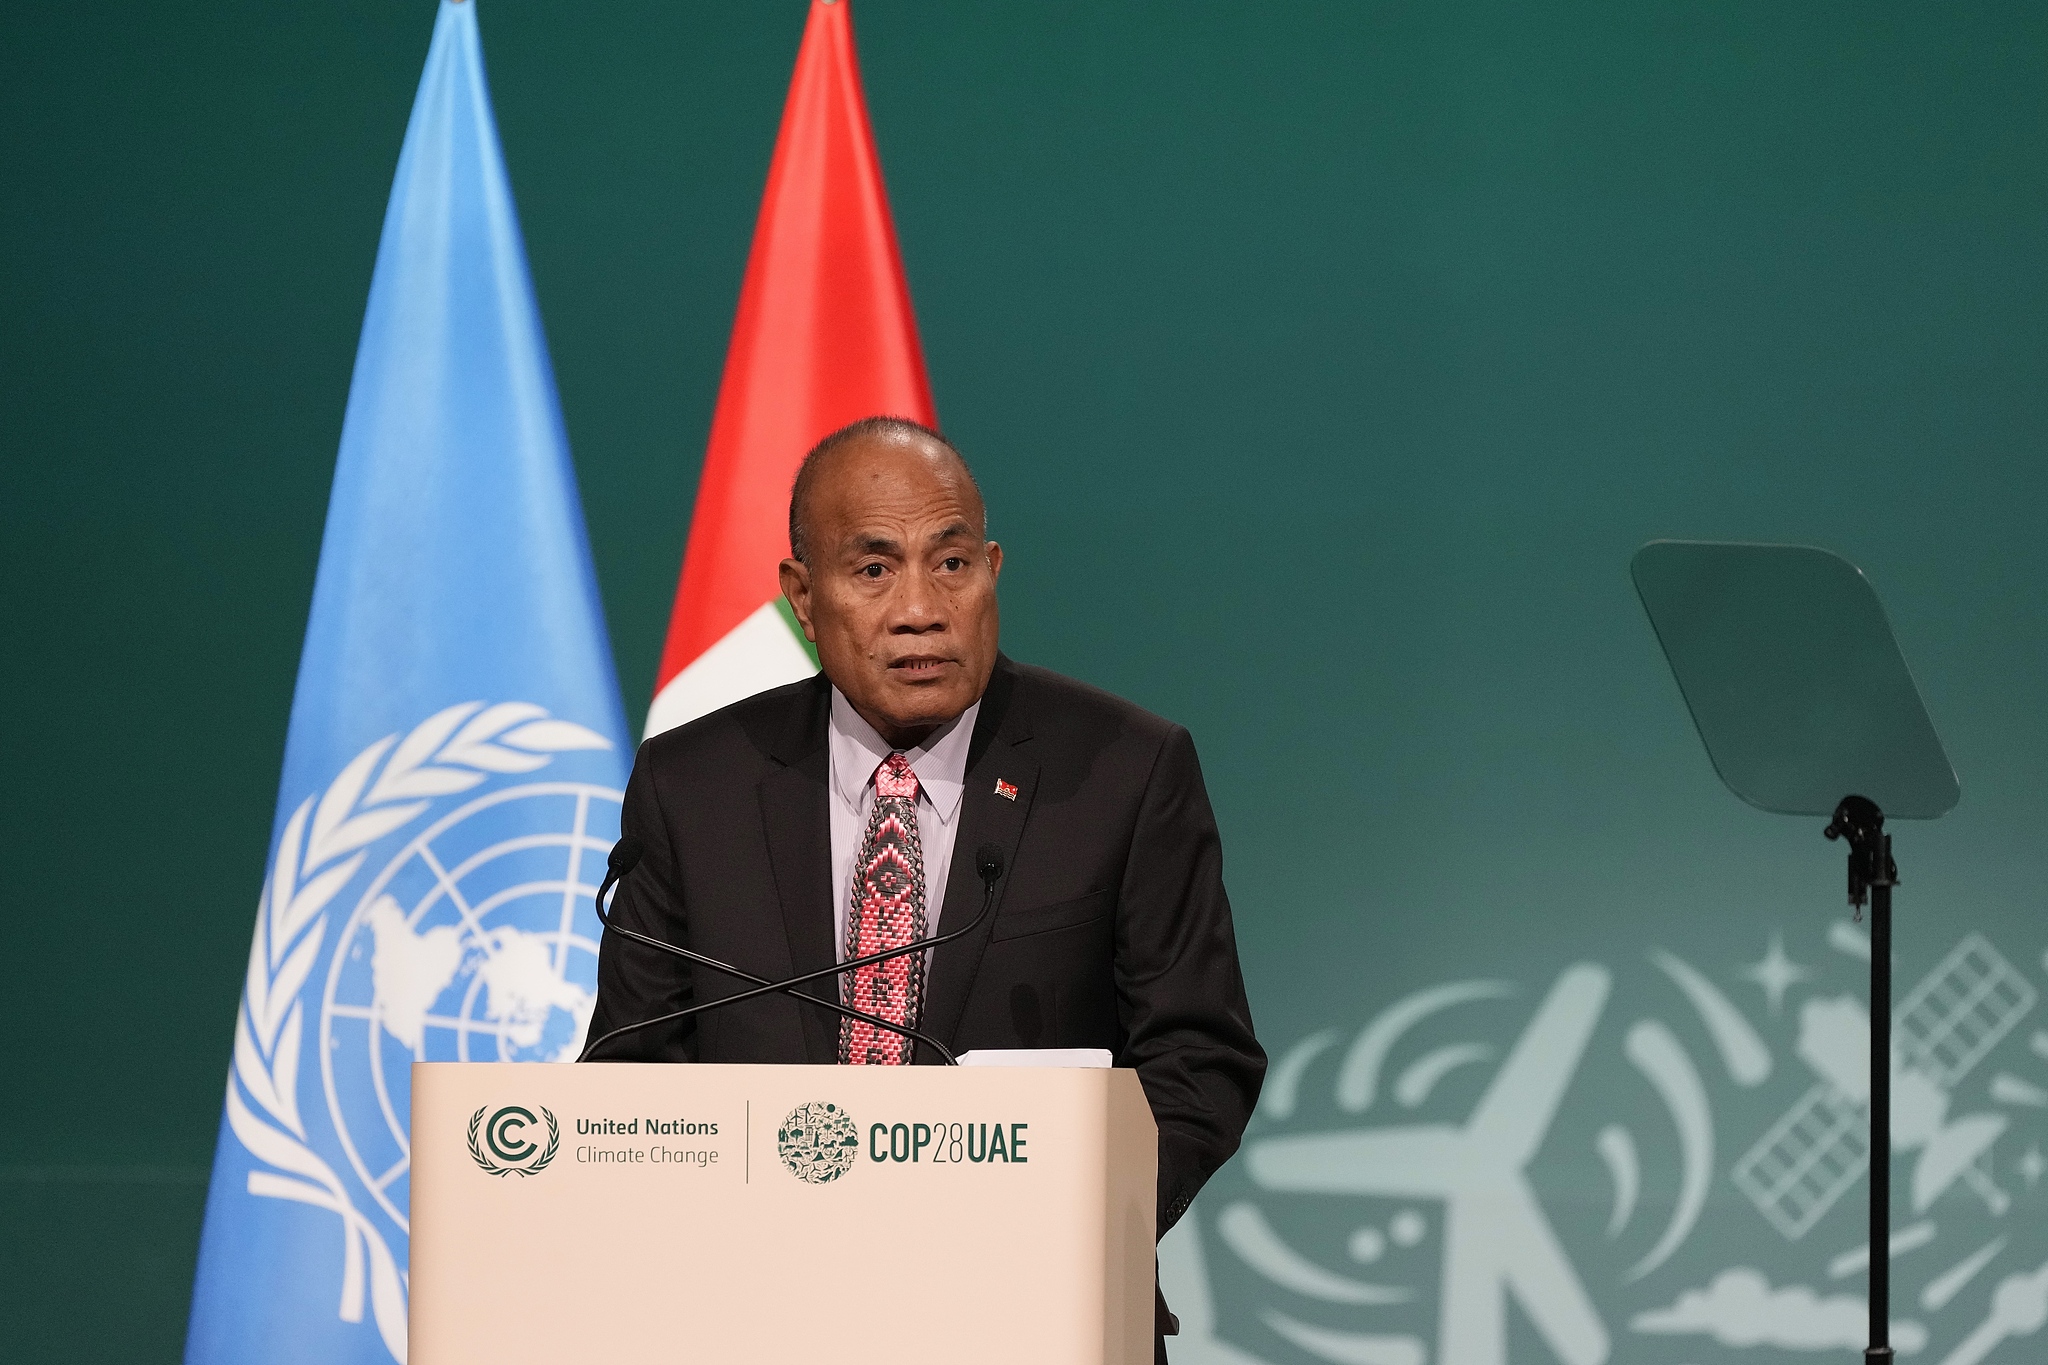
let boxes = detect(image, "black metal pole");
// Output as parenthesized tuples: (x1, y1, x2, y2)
(1825, 795, 1895, 1365)
(1867, 871, 1893, 1365)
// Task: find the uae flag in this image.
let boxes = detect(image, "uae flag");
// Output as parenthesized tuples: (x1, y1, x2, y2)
(645, 0, 934, 737)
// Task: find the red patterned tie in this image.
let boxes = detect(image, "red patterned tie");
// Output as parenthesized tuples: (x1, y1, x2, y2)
(840, 753, 928, 1064)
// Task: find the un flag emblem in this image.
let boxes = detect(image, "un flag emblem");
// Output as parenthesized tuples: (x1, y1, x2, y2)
(224, 701, 621, 1360)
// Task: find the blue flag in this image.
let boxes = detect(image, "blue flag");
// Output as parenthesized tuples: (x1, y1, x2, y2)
(186, 5, 628, 1361)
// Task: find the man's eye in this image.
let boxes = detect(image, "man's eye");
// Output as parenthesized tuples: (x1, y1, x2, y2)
(859, 563, 886, 579)
(941, 557, 966, 571)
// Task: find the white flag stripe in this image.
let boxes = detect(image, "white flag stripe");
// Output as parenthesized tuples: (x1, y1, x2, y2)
(643, 600, 818, 739)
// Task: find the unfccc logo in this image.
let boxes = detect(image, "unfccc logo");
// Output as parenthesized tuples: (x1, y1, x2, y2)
(467, 1104, 560, 1177)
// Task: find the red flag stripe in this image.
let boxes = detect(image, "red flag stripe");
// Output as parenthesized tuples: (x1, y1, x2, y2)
(654, 0, 936, 694)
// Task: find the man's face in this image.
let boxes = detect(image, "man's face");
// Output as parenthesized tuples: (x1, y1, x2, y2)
(779, 432, 1003, 748)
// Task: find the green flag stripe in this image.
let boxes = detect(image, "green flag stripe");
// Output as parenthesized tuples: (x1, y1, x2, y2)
(773, 596, 821, 668)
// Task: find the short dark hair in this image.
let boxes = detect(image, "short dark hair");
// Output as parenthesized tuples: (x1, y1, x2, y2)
(786, 416, 982, 564)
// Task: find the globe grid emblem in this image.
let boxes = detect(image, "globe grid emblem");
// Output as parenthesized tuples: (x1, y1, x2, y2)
(320, 780, 621, 1231)
(223, 699, 619, 1363)
(777, 1102, 861, 1183)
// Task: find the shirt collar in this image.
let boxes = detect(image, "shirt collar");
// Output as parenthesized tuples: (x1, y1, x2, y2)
(828, 688, 979, 826)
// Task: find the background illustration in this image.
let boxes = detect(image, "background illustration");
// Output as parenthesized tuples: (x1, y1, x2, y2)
(4, 2, 2046, 1360)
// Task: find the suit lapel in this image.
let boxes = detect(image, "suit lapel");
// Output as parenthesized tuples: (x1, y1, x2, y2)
(758, 677, 838, 1064)
(921, 659, 1035, 1057)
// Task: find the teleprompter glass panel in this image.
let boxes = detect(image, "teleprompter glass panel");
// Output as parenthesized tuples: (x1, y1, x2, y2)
(1631, 540, 1958, 819)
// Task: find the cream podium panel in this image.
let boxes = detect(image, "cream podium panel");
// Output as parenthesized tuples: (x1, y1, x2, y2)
(411, 1062, 1158, 1365)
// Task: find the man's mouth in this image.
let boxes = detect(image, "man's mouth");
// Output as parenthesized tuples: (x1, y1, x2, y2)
(888, 655, 953, 678)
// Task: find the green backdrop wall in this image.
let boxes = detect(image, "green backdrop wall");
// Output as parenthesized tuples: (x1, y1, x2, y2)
(5, 2, 2046, 1361)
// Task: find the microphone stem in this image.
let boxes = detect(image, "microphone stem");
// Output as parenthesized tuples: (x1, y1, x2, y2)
(579, 917, 958, 1065)
(578, 867, 1001, 1065)
(630, 877, 999, 1033)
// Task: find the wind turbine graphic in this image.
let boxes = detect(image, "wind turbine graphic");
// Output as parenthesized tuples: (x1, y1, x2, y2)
(1247, 965, 1613, 1365)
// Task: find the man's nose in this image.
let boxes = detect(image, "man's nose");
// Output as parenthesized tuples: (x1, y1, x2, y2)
(885, 571, 947, 632)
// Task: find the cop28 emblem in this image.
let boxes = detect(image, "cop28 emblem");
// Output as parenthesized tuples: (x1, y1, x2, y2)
(224, 701, 621, 1363)
(468, 1105, 560, 1177)
(778, 1101, 861, 1184)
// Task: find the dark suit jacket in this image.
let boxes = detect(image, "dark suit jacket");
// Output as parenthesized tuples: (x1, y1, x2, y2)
(586, 655, 1265, 1236)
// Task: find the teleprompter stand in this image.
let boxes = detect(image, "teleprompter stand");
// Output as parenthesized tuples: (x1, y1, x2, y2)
(1824, 795, 1900, 1362)
(1633, 541, 1959, 1365)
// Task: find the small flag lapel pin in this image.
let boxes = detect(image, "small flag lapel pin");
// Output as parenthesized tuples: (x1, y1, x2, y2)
(994, 778, 1018, 801)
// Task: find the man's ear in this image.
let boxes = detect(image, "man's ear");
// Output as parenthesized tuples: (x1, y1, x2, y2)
(778, 558, 817, 641)
(985, 541, 1003, 582)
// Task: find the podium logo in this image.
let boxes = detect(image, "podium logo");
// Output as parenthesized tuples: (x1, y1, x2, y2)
(468, 1104, 560, 1177)
(777, 1101, 860, 1184)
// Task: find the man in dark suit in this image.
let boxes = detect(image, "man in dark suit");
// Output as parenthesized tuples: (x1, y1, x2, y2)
(587, 416, 1263, 1359)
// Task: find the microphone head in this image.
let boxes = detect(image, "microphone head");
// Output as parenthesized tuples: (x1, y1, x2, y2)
(975, 843, 1004, 886)
(608, 834, 645, 877)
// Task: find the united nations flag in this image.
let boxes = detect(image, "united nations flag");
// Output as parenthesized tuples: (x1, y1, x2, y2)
(184, 5, 629, 1362)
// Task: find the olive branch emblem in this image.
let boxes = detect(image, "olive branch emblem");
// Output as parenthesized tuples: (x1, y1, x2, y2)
(225, 701, 611, 1361)
(468, 1105, 561, 1177)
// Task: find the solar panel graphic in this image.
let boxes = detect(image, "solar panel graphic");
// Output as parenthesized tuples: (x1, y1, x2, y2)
(1895, 935, 2038, 1088)
(1733, 1086, 1870, 1240)
(1732, 934, 2036, 1240)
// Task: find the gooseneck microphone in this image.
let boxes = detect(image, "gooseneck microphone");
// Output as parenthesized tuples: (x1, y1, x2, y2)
(973, 842, 1003, 887)
(577, 839, 1005, 1066)
(576, 833, 954, 1062)
(597, 833, 644, 901)
(577, 888, 958, 1064)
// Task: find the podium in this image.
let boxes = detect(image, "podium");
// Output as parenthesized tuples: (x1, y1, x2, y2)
(411, 1061, 1159, 1363)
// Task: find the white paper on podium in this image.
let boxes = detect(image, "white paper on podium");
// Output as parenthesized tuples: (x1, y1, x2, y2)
(957, 1047, 1114, 1067)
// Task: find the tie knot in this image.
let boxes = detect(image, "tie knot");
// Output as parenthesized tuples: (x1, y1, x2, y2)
(874, 752, 920, 800)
